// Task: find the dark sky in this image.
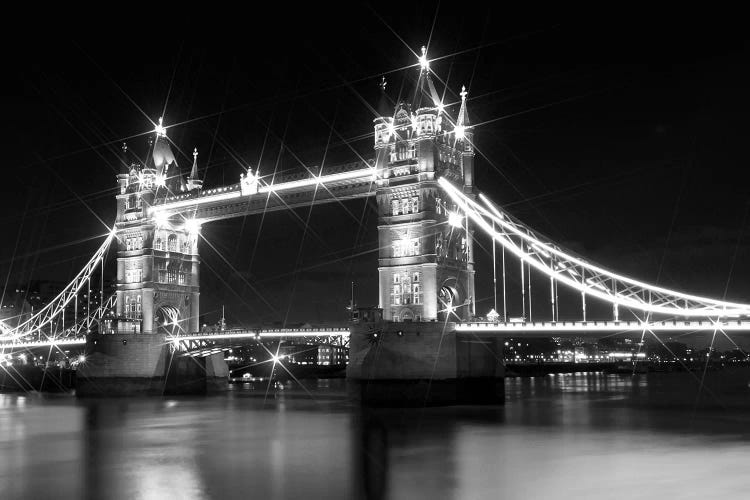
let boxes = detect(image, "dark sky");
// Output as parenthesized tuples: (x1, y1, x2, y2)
(1, 8, 749, 343)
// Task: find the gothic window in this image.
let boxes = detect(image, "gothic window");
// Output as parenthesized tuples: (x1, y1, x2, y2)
(136, 196, 143, 209)
(167, 234, 178, 252)
(401, 198, 409, 215)
(155, 238, 163, 251)
(393, 273, 401, 284)
(156, 262, 167, 283)
(436, 197, 442, 214)
(136, 295, 142, 315)
(413, 284, 422, 304)
(409, 143, 416, 158)
(391, 199, 399, 216)
(125, 268, 142, 283)
(413, 272, 420, 283)
(126, 238, 132, 251)
(178, 271, 186, 285)
(137, 236, 143, 249)
(410, 196, 418, 214)
(396, 142, 409, 161)
(124, 297, 130, 317)
(393, 238, 420, 257)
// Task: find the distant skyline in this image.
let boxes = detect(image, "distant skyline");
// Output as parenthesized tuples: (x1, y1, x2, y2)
(1, 8, 749, 345)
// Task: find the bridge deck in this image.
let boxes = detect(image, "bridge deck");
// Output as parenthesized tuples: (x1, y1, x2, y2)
(456, 320, 750, 335)
(155, 163, 377, 222)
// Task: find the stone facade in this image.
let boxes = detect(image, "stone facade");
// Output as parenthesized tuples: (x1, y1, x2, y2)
(114, 133, 201, 335)
(375, 91, 476, 322)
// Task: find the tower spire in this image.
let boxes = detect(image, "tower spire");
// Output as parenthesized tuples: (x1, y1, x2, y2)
(120, 142, 130, 174)
(456, 85, 471, 130)
(413, 45, 441, 109)
(377, 75, 392, 118)
(155, 116, 167, 138)
(187, 147, 203, 191)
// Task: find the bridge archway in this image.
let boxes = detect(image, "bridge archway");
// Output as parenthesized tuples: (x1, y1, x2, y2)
(156, 305, 182, 335)
(438, 283, 460, 321)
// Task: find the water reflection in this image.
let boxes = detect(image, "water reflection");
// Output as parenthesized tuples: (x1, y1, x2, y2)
(1, 369, 750, 499)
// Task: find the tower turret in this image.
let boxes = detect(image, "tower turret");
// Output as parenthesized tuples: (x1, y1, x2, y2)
(187, 147, 203, 191)
(374, 76, 394, 172)
(117, 142, 130, 194)
(456, 85, 474, 190)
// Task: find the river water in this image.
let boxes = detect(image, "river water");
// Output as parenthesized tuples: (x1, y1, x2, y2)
(2, 369, 750, 499)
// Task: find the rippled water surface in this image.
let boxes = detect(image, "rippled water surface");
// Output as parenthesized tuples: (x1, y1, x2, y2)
(3, 369, 750, 499)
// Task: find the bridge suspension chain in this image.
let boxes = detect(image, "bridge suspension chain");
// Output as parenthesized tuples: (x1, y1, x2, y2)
(439, 178, 750, 319)
(1, 230, 116, 341)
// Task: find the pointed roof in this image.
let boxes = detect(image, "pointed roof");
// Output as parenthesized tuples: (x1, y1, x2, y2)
(146, 118, 185, 192)
(457, 85, 470, 127)
(189, 147, 199, 179)
(377, 76, 393, 118)
(412, 46, 441, 111)
(119, 142, 132, 174)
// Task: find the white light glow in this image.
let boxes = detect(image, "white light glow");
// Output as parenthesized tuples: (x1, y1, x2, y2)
(77, 354, 86, 364)
(153, 211, 169, 227)
(184, 218, 201, 235)
(155, 117, 167, 137)
(454, 125, 466, 140)
(448, 211, 463, 228)
(154, 174, 166, 187)
(418, 46, 429, 71)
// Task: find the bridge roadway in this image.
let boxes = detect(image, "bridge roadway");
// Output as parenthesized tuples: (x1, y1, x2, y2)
(455, 319, 750, 335)
(4, 320, 750, 351)
(0, 327, 352, 352)
(153, 162, 377, 222)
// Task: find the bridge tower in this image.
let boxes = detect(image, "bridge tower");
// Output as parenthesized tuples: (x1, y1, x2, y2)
(114, 119, 201, 336)
(375, 48, 476, 322)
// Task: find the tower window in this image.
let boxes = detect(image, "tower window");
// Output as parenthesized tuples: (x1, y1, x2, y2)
(167, 234, 178, 252)
(393, 238, 420, 257)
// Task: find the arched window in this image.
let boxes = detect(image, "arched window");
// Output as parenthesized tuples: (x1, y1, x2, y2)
(155, 238, 163, 251)
(167, 234, 177, 252)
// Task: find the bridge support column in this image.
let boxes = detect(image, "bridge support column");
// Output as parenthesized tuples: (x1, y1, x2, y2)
(347, 319, 504, 406)
(76, 333, 228, 396)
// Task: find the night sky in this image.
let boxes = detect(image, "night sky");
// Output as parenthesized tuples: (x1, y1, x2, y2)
(1, 8, 749, 342)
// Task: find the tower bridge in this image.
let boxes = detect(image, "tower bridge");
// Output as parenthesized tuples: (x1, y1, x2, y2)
(2, 46, 750, 402)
